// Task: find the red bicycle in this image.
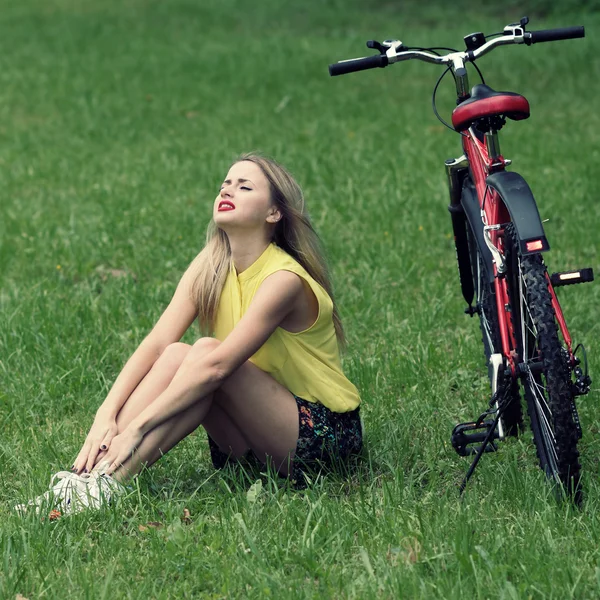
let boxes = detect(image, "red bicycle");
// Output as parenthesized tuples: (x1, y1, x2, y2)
(329, 17, 592, 502)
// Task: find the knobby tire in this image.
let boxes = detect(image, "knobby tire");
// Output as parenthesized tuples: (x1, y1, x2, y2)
(511, 242, 582, 503)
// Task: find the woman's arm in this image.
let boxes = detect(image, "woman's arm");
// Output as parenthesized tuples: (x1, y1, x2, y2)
(99, 270, 303, 472)
(73, 262, 199, 472)
(97, 265, 199, 418)
(134, 270, 302, 432)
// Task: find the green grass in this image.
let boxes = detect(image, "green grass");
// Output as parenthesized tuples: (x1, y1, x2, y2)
(1, 0, 600, 597)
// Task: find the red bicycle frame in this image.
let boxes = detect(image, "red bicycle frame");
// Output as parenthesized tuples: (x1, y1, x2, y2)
(462, 129, 575, 375)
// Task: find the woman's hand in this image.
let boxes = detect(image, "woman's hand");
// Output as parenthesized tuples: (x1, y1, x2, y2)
(73, 410, 119, 474)
(95, 425, 144, 476)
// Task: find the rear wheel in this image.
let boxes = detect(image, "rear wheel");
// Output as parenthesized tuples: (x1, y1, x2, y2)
(510, 243, 582, 502)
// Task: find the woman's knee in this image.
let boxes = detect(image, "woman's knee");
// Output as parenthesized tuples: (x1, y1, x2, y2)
(189, 337, 221, 359)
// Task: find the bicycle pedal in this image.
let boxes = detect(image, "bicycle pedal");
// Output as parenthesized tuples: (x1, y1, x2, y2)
(550, 268, 594, 287)
(451, 420, 500, 457)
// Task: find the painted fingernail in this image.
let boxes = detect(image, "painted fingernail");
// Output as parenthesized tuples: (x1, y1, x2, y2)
(84, 468, 88, 473)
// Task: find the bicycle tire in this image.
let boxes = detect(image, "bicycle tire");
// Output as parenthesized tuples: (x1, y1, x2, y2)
(507, 236, 582, 502)
(466, 223, 522, 435)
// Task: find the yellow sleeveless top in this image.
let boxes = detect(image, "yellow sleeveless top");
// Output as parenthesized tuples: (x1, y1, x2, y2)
(213, 243, 361, 413)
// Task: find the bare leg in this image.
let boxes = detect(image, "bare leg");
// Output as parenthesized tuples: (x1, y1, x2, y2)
(92, 342, 194, 468)
(105, 338, 299, 482)
(113, 343, 192, 428)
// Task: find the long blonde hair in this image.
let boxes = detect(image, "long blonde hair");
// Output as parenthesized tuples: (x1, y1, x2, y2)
(189, 152, 345, 346)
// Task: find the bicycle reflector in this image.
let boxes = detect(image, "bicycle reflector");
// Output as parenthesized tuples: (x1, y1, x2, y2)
(521, 237, 549, 254)
(525, 239, 544, 252)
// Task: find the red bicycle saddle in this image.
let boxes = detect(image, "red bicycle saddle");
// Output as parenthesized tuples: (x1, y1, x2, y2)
(452, 84, 530, 131)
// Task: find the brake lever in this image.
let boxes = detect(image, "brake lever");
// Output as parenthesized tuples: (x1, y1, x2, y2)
(367, 40, 404, 54)
(366, 40, 387, 54)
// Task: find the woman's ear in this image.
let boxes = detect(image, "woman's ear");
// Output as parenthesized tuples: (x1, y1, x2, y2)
(266, 207, 282, 224)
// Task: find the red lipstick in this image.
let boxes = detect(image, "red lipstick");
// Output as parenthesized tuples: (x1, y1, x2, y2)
(218, 201, 235, 212)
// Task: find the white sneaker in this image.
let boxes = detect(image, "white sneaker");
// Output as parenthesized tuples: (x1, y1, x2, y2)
(85, 471, 125, 510)
(14, 471, 90, 515)
(15, 470, 125, 516)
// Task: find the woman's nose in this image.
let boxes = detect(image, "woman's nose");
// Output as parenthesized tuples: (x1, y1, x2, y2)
(220, 186, 233, 198)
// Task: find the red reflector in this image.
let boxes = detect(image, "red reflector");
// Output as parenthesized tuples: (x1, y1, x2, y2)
(526, 240, 544, 252)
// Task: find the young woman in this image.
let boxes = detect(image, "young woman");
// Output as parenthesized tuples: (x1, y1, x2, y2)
(17, 153, 362, 515)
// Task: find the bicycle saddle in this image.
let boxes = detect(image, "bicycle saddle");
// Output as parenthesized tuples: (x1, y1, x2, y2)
(452, 84, 530, 132)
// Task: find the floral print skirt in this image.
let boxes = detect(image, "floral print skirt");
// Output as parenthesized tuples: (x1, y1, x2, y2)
(207, 395, 363, 488)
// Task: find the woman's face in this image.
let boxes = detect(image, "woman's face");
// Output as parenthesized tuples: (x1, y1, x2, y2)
(213, 161, 281, 231)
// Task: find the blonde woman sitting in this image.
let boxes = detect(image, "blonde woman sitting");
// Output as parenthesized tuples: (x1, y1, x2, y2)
(18, 153, 363, 515)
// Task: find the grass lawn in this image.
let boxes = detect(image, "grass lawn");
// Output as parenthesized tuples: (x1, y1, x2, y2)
(1, 1, 600, 597)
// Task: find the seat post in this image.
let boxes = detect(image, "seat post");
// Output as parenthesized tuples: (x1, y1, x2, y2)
(485, 130, 502, 163)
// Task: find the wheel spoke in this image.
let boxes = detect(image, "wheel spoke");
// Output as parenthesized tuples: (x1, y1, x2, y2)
(482, 314, 493, 350)
(527, 370, 559, 467)
(531, 382, 555, 440)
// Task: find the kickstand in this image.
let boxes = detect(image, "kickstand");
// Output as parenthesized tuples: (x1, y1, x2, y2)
(458, 404, 505, 495)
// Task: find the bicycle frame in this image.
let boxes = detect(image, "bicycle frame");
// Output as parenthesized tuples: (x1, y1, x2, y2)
(448, 69, 576, 375)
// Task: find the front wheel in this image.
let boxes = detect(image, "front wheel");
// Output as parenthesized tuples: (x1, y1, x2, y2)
(512, 249, 582, 502)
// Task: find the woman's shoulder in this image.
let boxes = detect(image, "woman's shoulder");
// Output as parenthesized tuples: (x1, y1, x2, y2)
(265, 244, 333, 310)
(268, 243, 309, 275)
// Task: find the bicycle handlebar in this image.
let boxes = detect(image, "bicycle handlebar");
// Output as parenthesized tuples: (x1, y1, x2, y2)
(329, 53, 389, 76)
(526, 26, 585, 44)
(328, 22, 585, 76)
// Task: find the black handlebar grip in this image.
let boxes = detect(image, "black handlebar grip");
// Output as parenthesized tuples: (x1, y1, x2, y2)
(329, 54, 389, 76)
(527, 26, 584, 45)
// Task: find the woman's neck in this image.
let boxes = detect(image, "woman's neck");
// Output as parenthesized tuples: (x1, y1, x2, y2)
(227, 233, 272, 275)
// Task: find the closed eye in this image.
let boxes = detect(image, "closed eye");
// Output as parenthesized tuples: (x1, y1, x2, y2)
(240, 186, 251, 191)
